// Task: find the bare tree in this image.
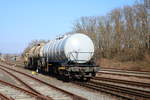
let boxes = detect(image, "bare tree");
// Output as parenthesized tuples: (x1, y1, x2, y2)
(22, 40, 48, 57)
(72, 2, 149, 61)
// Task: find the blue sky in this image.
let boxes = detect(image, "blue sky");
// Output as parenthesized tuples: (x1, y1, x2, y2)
(0, 0, 135, 54)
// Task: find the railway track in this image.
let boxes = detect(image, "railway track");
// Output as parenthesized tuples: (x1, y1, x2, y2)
(0, 63, 87, 100)
(74, 80, 150, 100)
(3, 60, 150, 100)
(6, 60, 24, 67)
(98, 68, 150, 79)
(92, 77, 150, 88)
(0, 79, 47, 100)
(100, 68, 150, 75)
(0, 67, 45, 93)
(0, 92, 14, 100)
(74, 70, 150, 100)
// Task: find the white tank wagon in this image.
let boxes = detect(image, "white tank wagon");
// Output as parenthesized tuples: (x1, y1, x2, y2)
(42, 33, 94, 63)
(24, 33, 100, 81)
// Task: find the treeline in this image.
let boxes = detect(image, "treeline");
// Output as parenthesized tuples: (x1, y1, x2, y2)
(23, 40, 48, 56)
(72, 3, 150, 61)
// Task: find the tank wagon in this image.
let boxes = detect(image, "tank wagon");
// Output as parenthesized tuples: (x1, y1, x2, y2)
(24, 33, 100, 80)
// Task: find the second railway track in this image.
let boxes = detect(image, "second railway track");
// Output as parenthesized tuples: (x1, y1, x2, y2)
(73, 70, 150, 100)
(74, 80, 150, 100)
(98, 69, 150, 79)
(0, 79, 48, 100)
(92, 77, 150, 88)
(2, 60, 150, 100)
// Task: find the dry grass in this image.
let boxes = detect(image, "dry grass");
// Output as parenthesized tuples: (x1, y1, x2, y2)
(97, 53, 150, 71)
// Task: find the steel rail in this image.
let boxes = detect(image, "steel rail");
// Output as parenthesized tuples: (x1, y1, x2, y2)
(89, 81, 150, 97)
(0, 93, 14, 100)
(100, 68, 150, 75)
(97, 71, 150, 79)
(74, 81, 150, 100)
(0, 64, 87, 100)
(0, 79, 50, 100)
(0, 67, 52, 100)
(92, 77, 150, 88)
(74, 81, 133, 100)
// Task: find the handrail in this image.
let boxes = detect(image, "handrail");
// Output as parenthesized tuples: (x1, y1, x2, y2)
(68, 52, 93, 62)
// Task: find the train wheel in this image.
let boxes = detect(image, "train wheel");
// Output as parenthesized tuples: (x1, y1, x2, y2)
(92, 72, 96, 77)
(63, 71, 71, 82)
(80, 77, 90, 82)
(86, 77, 91, 81)
(63, 75, 70, 82)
